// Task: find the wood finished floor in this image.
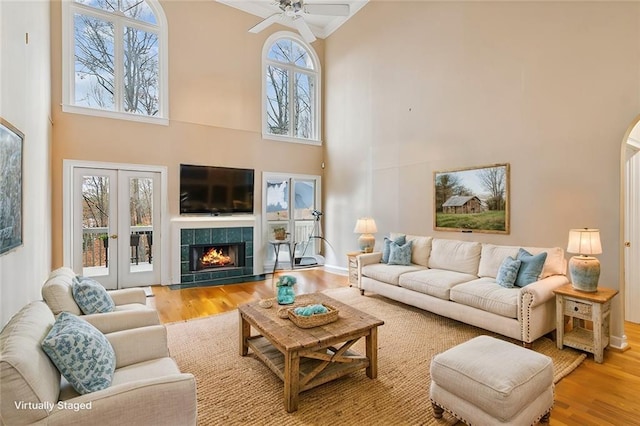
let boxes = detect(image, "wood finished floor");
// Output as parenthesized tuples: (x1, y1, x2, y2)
(150, 269, 640, 426)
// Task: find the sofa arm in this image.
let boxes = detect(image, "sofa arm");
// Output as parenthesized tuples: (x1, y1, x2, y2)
(83, 309, 161, 334)
(48, 374, 197, 426)
(519, 275, 569, 309)
(357, 252, 382, 268)
(106, 325, 169, 368)
(108, 288, 147, 306)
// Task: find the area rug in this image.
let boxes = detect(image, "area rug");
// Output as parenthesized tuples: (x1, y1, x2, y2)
(166, 287, 586, 426)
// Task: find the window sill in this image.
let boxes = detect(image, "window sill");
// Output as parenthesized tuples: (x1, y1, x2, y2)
(262, 133, 322, 146)
(62, 104, 169, 126)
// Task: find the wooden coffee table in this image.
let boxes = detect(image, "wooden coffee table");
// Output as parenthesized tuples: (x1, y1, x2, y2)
(238, 292, 384, 412)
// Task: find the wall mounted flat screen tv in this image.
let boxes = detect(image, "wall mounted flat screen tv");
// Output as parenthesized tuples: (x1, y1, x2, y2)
(180, 164, 254, 215)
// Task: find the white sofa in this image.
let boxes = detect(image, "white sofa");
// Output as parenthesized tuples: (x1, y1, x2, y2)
(0, 301, 197, 426)
(357, 235, 569, 345)
(42, 267, 160, 334)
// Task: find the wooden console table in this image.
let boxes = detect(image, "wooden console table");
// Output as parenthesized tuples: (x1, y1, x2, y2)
(554, 283, 618, 363)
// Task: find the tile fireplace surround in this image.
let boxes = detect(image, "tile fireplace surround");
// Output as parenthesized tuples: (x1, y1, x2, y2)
(170, 216, 263, 287)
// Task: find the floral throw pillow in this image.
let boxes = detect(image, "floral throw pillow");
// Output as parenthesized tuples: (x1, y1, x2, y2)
(496, 256, 522, 288)
(72, 276, 115, 314)
(382, 235, 406, 263)
(41, 312, 115, 394)
(388, 240, 413, 266)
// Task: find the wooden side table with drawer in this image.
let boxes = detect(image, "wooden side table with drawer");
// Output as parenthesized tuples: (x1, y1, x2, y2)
(346, 251, 363, 287)
(554, 283, 618, 363)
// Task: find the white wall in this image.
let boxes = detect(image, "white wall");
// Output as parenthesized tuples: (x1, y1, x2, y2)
(323, 1, 640, 347)
(0, 0, 52, 326)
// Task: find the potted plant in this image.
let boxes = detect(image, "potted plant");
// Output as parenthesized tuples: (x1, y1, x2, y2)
(273, 226, 287, 241)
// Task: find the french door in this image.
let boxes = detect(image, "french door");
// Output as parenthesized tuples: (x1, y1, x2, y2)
(263, 173, 322, 269)
(70, 167, 161, 289)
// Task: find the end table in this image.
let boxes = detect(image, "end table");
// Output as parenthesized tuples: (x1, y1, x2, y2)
(346, 251, 362, 287)
(554, 283, 618, 363)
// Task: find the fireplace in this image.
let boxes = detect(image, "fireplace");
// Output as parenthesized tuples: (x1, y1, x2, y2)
(189, 242, 246, 273)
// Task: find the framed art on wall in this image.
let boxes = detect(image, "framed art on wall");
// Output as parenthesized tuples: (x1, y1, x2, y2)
(434, 163, 510, 234)
(0, 118, 24, 255)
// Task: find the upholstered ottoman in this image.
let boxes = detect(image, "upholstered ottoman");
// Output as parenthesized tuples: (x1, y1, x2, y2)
(430, 335, 554, 425)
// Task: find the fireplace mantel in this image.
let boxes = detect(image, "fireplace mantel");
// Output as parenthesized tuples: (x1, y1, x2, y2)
(170, 215, 263, 285)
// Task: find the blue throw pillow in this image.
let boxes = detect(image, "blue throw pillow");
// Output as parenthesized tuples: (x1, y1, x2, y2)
(41, 312, 116, 394)
(382, 235, 406, 263)
(496, 256, 522, 288)
(72, 276, 115, 314)
(388, 240, 413, 266)
(515, 248, 548, 287)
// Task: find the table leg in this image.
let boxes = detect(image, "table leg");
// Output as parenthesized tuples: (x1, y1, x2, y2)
(555, 296, 564, 350)
(272, 243, 280, 274)
(239, 312, 250, 356)
(365, 327, 378, 379)
(593, 303, 604, 363)
(284, 350, 300, 412)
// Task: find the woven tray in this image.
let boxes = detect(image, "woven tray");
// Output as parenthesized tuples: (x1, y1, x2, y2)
(287, 304, 339, 328)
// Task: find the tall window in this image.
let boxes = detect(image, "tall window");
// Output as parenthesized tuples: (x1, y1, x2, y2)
(263, 32, 321, 144)
(62, 0, 168, 124)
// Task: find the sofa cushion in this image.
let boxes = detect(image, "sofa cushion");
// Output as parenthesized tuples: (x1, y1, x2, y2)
(428, 239, 482, 275)
(496, 256, 521, 288)
(388, 240, 413, 265)
(73, 276, 116, 315)
(41, 312, 116, 394)
(0, 301, 60, 425)
(399, 269, 478, 300)
(478, 244, 520, 278)
(515, 249, 547, 287)
(450, 278, 520, 318)
(42, 266, 83, 316)
(405, 235, 432, 267)
(361, 263, 425, 286)
(382, 235, 406, 263)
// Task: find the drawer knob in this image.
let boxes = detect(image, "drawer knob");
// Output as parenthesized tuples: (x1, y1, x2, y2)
(574, 306, 579, 312)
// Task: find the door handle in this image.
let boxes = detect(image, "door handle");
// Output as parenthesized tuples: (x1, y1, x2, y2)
(625, 241, 631, 247)
(110, 234, 118, 239)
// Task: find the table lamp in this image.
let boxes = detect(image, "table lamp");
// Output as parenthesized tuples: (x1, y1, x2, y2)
(567, 228, 602, 292)
(354, 217, 378, 253)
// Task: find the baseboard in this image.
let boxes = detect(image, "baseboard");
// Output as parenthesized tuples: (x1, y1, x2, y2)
(609, 334, 630, 352)
(322, 263, 347, 276)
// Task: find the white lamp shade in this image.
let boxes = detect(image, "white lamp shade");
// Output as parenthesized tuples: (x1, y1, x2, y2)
(353, 218, 378, 234)
(567, 228, 602, 255)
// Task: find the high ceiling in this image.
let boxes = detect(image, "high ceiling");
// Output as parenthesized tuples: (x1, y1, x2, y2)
(216, 0, 369, 40)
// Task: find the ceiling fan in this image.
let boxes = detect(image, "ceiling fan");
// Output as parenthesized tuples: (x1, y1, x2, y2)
(248, 0, 350, 43)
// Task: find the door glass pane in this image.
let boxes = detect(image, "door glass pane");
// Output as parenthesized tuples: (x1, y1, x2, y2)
(129, 177, 154, 273)
(293, 180, 318, 258)
(82, 175, 110, 276)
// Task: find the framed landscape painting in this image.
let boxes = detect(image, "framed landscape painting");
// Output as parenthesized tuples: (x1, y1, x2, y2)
(434, 163, 510, 234)
(0, 118, 24, 255)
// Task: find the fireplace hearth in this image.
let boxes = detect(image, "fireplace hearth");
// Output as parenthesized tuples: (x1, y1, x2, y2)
(189, 242, 246, 273)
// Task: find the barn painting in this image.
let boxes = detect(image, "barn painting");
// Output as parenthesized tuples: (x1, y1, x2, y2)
(434, 164, 510, 234)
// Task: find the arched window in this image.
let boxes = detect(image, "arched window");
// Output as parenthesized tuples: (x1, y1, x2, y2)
(263, 32, 321, 144)
(62, 0, 168, 124)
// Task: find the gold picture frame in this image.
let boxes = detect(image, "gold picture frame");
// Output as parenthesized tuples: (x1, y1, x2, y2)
(434, 163, 510, 234)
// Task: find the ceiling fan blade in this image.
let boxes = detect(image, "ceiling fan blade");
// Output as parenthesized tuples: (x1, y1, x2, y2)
(304, 3, 350, 16)
(248, 14, 281, 34)
(293, 16, 316, 43)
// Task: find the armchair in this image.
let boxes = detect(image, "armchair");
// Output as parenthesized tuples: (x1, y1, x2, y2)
(0, 301, 197, 426)
(42, 267, 160, 334)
